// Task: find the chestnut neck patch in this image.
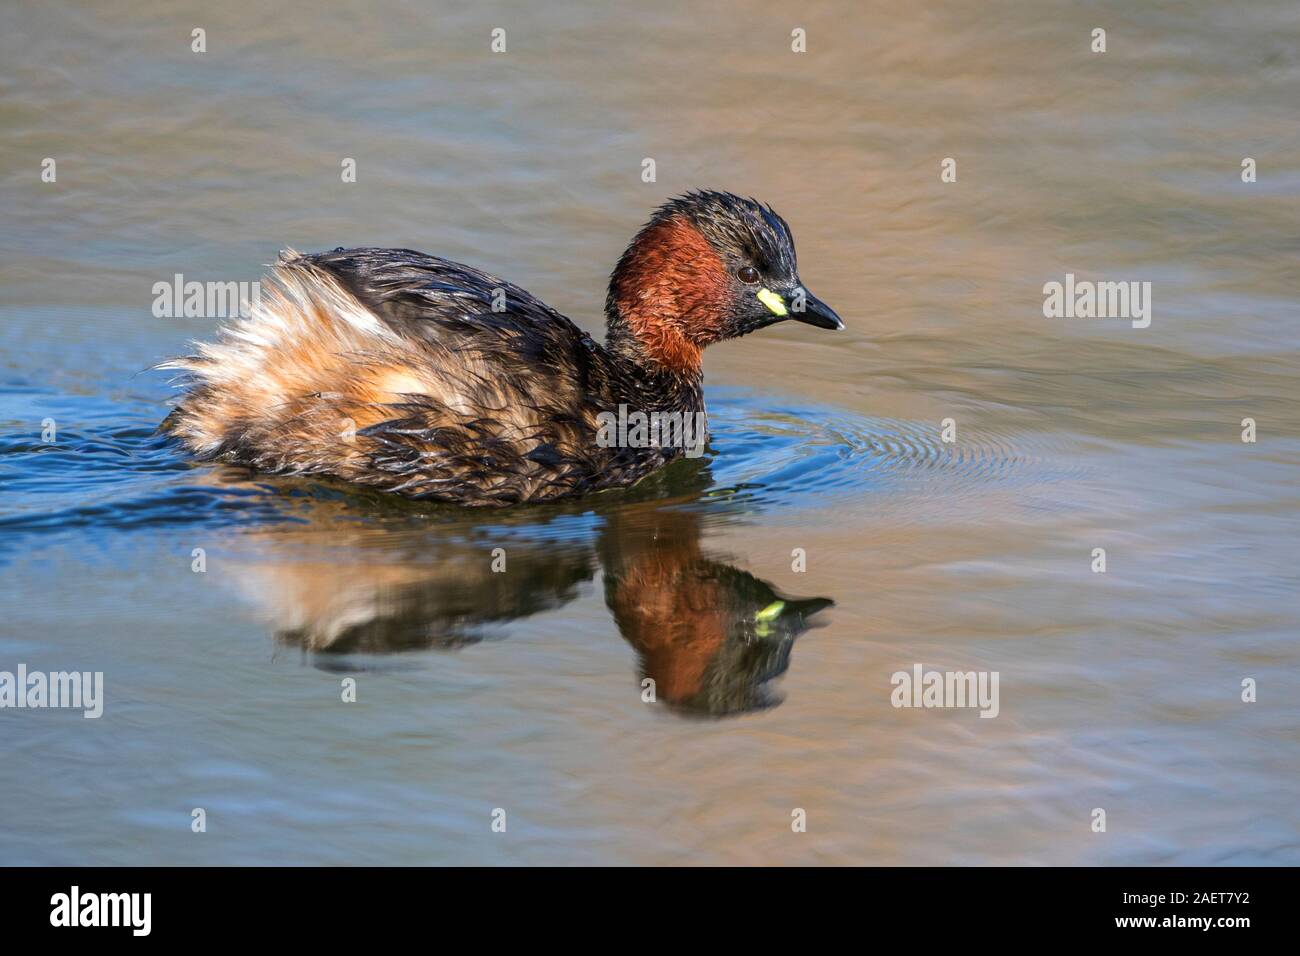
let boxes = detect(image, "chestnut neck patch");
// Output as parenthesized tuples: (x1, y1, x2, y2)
(609, 216, 731, 375)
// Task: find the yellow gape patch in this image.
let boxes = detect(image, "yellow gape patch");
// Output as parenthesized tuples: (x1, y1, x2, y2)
(756, 288, 787, 317)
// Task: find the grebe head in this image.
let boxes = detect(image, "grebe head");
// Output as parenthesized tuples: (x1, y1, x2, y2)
(606, 190, 843, 375)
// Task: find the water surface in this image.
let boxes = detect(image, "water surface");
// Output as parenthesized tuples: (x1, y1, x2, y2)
(1, 0, 1298, 864)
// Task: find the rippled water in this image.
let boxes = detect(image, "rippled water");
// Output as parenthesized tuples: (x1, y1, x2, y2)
(2, 0, 1298, 865)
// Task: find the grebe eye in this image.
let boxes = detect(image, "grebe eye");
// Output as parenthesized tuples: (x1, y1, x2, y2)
(737, 266, 760, 284)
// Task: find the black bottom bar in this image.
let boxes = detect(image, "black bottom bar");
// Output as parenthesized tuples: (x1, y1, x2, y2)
(0, 866, 1278, 940)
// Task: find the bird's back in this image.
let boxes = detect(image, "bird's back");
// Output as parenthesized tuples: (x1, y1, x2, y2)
(160, 248, 690, 505)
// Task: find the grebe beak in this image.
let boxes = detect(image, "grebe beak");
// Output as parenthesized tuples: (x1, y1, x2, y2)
(789, 287, 844, 331)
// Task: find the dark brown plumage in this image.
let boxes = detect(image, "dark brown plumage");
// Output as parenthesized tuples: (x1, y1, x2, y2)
(160, 190, 842, 506)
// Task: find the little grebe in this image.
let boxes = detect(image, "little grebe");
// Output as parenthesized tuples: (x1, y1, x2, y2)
(160, 190, 842, 506)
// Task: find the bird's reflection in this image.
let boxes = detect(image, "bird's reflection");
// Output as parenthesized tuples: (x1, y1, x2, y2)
(598, 506, 831, 714)
(265, 542, 596, 654)
(235, 472, 833, 716)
